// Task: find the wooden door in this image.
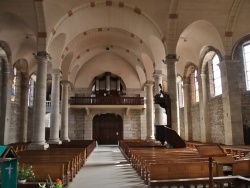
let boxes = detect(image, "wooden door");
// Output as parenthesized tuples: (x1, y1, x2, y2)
(93, 113, 123, 145)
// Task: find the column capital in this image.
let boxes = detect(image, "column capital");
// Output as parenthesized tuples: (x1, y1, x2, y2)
(61, 80, 70, 87)
(52, 68, 61, 74)
(145, 81, 154, 86)
(164, 54, 177, 65)
(153, 72, 163, 79)
(51, 69, 62, 77)
(33, 51, 51, 62)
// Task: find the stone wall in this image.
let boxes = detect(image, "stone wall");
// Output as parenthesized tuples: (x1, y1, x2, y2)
(241, 93, 250, 143)
(191, 103, 200, 141)
(123, 109, 142, 139)
(68, 108, 144, 140)
(27, 107, 34, 141)
(179, 108, 185, 138)
(209, 96, 225, 143)
(68, 109, 85, 140)
(9, 102, 20, 143)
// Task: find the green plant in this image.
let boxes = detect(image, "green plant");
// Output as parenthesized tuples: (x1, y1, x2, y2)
(17, 163, 35, 181)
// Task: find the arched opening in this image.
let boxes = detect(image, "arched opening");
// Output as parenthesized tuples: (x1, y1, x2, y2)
(93, 113, 123, 145)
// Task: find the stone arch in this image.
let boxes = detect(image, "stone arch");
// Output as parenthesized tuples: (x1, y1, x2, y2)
(199, 46, 223, 74)
(183, 62, 197, 79)
(176, 20, 224, 76)
(0, 41, 12, 63)
(231, 34, 250, 60)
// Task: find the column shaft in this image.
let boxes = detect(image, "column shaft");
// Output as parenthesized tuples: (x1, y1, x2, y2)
(146, 82, 154, 140)
(48, 69, 62, 144)
(153, 72, 167, 125)
(61, 80, 70, 142)
(0, 57, 12, 145)
(183, 77, 192, 140)
(165, 55, 178, 131)
(199, 73, 211, 142)
(20, 73, 29, 142)
(28, 51, 50, 150)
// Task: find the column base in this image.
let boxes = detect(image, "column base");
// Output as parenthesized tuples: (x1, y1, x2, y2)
(146, 136, 155, 141)
(61, 138, 70, 142)
(28, 143, 49, 150)
(47, 139, 62, 144)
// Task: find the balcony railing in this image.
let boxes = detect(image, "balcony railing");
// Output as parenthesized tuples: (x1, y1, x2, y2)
(70, 97, 144, 105)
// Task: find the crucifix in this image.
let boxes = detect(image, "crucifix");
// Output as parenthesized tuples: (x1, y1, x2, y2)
(5, 162, 13, 179)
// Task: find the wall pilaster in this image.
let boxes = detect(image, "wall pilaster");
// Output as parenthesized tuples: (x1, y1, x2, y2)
(220, 58, 244, 145)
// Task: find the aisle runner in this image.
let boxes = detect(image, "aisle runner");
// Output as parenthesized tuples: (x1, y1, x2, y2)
(68, 145, 148, 188)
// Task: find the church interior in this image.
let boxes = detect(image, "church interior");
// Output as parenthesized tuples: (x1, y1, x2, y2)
(1, 0, 250, 187)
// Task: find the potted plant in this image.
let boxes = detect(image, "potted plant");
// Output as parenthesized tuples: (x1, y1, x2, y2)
(17, 163, 35, 183)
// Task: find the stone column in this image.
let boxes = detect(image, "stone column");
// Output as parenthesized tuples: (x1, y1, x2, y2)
(20, 73, 29, 142)
(0, 57, 12, 145)
(220, 58, 244, 145)
(145, 81, 154, 140)
(199, 73, 211, 142)
(48, 69, 62, 144)
(105, 72, 111, 95)
(28, 51, 50, 150)
(153, 72, 167, 125)
(183, 77, 192, 140)
(60, 80, 70, 142)
(165, 55, 178, 131)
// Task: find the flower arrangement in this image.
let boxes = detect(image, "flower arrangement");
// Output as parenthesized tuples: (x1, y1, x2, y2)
(17, 163, 36, 181)
(39, 175, 63, 188)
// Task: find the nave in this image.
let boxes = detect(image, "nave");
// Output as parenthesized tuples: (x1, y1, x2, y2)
(68, 145, 148, 188)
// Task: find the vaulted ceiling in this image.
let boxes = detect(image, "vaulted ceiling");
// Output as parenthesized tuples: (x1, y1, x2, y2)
(0, 0, 250, 89)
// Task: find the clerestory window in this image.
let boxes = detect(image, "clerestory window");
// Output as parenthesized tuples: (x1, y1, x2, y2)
(212, 54, 222, 96)
(194, 70, 199, 102)
(243, 43, 250, 90)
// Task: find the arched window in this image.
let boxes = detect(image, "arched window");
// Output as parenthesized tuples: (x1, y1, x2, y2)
(194, 70, 199, 103)
(11, 67, 17, 101)
(190, 69, 199, 104)
(177, 80, 184, 108)
(28, 74, 36, 106)
(212, 54, 222, 95)
(243, 43, 250, 90)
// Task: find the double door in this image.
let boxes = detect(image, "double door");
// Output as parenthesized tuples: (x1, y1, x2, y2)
(93, 113, 123, 145)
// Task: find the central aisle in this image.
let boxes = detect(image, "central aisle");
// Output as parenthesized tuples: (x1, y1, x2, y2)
(68, 145, 148, 188)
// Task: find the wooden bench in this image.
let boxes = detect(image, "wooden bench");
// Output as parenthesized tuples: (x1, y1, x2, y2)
(149, 175, 250, 188)
(149, 161, 217, 184)
(19, 148, 85, 174)
(18, 163, 65, 186)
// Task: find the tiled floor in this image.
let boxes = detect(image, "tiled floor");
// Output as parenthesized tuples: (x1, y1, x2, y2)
(68, 145, 148, 188)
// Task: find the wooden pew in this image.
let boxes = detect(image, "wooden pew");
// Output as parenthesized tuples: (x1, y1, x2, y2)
(18, 163, 65, 186)
(149, 161, 217, 184)
(18, 154, 75, 181)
